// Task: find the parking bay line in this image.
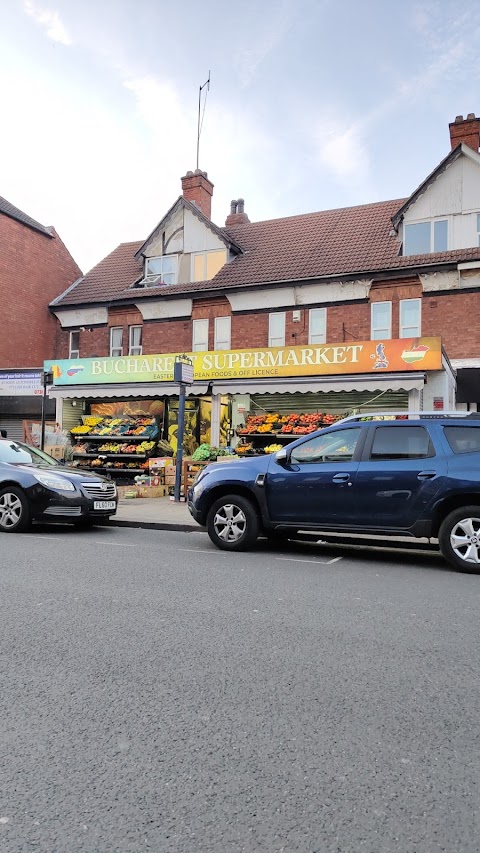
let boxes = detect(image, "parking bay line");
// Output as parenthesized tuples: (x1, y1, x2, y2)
(275, 556, 343, 565)
(27, 534, 136, 547)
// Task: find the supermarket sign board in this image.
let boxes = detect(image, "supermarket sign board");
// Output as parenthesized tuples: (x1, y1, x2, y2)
(0, 371, 44, 396)
(45, 337, 442, 386)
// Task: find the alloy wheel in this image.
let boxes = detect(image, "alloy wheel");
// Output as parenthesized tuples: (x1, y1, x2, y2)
(0, 492, 23, 530)
(213, 503, 247, 543)
(450, 516, 480, 565)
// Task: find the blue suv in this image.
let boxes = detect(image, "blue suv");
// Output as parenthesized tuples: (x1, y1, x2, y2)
(188, 412, 480, 573)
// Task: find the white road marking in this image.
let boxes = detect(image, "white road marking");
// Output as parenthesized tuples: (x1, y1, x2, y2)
(27, 534, 136, 547)
(178, 548, 223, 554)
(275, 556, 343, 565)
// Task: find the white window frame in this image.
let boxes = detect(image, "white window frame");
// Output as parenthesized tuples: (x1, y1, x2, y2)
(371, 301, 392, 340)
(144, 255, 178, 285)
(110, 326, 123, 357)
(128, 325, 143, 356)
(399, 298, 422, 338)
(192, 318, 209, 352)
(477, 213, 480, 246)
(69, 330, 80, 359)
(268, 312, 286, 347)
(214, 316, 231, 350)
(308, 308, 327, 344)
(191, 249, 227, 282)
(404, 218, 449, 256)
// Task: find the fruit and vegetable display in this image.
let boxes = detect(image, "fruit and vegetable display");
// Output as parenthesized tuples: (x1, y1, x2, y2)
(192, 444, 235, 462)
(264, 443, 283, 453)
(237, 411, 343, 436)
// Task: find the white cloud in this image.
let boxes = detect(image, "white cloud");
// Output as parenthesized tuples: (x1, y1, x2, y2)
(315, 120, 370, 185)
(23, 0, 72, 45)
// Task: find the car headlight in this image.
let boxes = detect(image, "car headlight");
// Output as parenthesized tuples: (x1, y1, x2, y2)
(33, 472, 75, 492)
(192, 468, 210, 487)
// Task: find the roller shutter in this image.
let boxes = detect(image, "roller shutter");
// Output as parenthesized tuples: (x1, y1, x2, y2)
(250, 389, 408, 415)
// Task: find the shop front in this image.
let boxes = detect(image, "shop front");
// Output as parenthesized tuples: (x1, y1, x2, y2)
(0, 369, 56, 443)
(45, 335, 449, 477)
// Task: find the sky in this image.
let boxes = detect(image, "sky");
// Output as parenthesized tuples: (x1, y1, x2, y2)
(1, 0, 480, 274)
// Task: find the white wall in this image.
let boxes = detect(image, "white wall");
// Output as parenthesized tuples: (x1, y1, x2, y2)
(402, 152, 480, 251)
(183, 209, 225, 253)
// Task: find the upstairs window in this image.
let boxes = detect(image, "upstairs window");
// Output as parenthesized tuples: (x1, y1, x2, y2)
(371, 301, 392, 340)
(404, 219, 448, 255)
(69, 331, 80, 359)
(144, 255, 178, 285)
(268, 312, 286, 347)
(214, 316, 231, 350)
(192, 249, 227, 282)
(399, 298, 421, 338)
(309, 308, 327, 344)
(110, 327, 123, 358)
(192, 319, 209, 352)
(128, 325, 142, 356)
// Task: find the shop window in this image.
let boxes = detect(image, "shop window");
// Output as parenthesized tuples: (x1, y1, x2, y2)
(214, 316, 231, 350)
(369, 426, 433, 460)
(128, 325, 143, 356)
(399, 298, 421, 338)
(290, 427, 362, 464)
(192, 249, 227, 282)
(268, 312, 286, 347)
(110, 327, 123, 357)
(371, 301, 392, 340)
(69, 330, 79, 359)
(309, 308, 326, 344)
(144, 255, 178, 285)
(404, 219, 448, 255)
(193, 318, 209, 352)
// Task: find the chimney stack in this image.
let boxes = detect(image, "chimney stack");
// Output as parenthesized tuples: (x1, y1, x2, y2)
(225, 198, 250, 227)
(181, 169, 214, 219)
(449, 113, 480, 152)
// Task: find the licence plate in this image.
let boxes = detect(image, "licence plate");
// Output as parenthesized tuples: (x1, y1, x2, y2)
(93, 500, 116, 511)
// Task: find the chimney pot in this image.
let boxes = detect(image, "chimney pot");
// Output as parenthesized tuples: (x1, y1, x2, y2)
(467, 113, 476, 120)
(225, 197, 250, 227)
(237, 198, 245, 213)
(230, 200, 237, 215)
(455, 115, 464, 122)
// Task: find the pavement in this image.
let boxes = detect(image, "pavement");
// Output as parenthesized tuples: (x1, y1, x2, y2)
(112, 496, 197, 531)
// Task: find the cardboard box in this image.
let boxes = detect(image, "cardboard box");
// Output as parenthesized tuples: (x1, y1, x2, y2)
(136, 485, 168, 498)
(45, 445, 65, 460)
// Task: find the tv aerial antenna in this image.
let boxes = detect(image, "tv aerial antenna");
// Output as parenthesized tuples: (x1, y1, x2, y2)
(196, 71, 211, 170)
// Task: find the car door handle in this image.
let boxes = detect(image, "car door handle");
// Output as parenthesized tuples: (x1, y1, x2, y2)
(332, 473, 350, 483)
(417, 470, 437, 480)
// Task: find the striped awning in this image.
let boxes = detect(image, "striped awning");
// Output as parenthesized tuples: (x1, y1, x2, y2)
(210, 373, 425, 395)
(48, 382, 209, 399)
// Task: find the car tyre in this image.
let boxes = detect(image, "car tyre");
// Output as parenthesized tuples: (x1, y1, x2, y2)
(0, 486, 31, 533)
(207, 494, 259, 551)
(439, 506, 480, 573)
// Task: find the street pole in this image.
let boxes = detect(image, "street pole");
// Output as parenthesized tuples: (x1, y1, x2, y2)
(40, 370, 53, 451)
(174, 382, 186, 502)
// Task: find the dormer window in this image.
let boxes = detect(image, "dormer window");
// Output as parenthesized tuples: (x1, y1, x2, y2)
(404, 219, 448, 256)
(144, 255, 178, 285)
(192, 249, 227, 282)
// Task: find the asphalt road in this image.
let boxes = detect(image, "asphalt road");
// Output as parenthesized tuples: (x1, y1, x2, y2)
(1, 526, 480, 853)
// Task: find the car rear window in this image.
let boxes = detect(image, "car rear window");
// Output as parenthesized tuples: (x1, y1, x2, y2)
(370, 426, 433, 460)
(444, 426, 480, 454)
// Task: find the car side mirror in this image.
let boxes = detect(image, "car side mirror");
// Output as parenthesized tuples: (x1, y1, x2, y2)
(275, 448, 289, 466)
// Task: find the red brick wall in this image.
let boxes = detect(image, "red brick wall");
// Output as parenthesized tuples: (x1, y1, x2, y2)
(52, 281, 480, 362)
(0, 215, 81, 367)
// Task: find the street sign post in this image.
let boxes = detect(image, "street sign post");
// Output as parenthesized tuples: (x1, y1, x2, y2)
(40, 370, 53, 450)
(173, 356, 194, 502)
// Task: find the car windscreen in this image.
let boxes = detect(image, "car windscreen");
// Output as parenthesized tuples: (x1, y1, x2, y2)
(0, 441, 57, 466)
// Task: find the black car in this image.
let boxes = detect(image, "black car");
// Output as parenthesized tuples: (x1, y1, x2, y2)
(0, 439, 117, 532)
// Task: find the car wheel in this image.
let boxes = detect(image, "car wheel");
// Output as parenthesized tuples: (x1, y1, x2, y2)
(207, 494, 259, 551)
(439, 506, 480, 573)
(0, 486, 31, 533)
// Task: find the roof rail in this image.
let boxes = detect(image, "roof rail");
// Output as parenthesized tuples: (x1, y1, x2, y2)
(336, 411, 480, 424)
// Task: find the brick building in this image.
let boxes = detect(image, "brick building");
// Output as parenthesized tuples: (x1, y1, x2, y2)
(47, 114, 480, 456)
(0, 196, 81, 438)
